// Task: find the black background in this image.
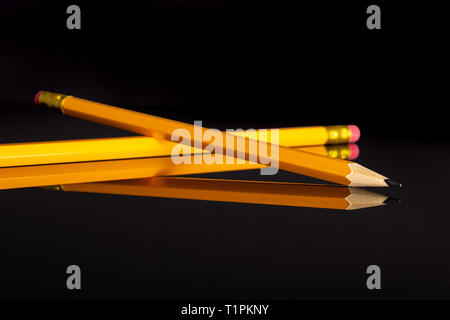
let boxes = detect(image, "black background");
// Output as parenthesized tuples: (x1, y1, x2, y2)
(0, 0, 450, 300)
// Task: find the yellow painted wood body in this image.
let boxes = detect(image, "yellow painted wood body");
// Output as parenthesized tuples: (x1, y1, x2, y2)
(58, 96, 354, 185)
(232, 126, 329, 146)
(0, 136, 351, 168)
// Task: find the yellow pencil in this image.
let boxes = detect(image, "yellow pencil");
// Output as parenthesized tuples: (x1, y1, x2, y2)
(53, 177, 395, 211)
(35, 91, 400, 187)
(0, 134, 359, 167)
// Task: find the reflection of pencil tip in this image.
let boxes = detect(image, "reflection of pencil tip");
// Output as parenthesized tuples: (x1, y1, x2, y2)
(346, 187, 391, 210)
(383, 197, 401, 204)
(385, 179, 402, 187)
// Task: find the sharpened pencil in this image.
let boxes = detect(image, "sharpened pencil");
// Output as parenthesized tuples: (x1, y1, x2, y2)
(35, 91, 400, 187)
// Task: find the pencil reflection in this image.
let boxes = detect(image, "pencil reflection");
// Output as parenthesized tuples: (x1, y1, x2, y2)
(51, 177, 393, 210)
(0, 144, 396, 210)
(0, 155, 257, 190)
(0, 144, 357, 191)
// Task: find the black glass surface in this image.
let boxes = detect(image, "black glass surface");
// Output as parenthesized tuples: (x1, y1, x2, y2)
(1, 0, 449, 299)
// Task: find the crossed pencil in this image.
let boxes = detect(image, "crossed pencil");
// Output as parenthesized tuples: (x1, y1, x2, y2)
(0, 91, 401, 210)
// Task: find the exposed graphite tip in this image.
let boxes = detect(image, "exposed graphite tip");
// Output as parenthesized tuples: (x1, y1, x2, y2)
(385, 179, 403, 187)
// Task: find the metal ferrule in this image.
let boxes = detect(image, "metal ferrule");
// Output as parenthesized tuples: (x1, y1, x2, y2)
(36, 91, 68, 112)
(326, 125, 351, 144)
(326, 145, 351, 160)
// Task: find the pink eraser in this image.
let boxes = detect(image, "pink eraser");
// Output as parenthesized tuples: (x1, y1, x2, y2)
(348, 143, 360, 160)
(348, 124, 360, 143)
(34, 91, 43, 104)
